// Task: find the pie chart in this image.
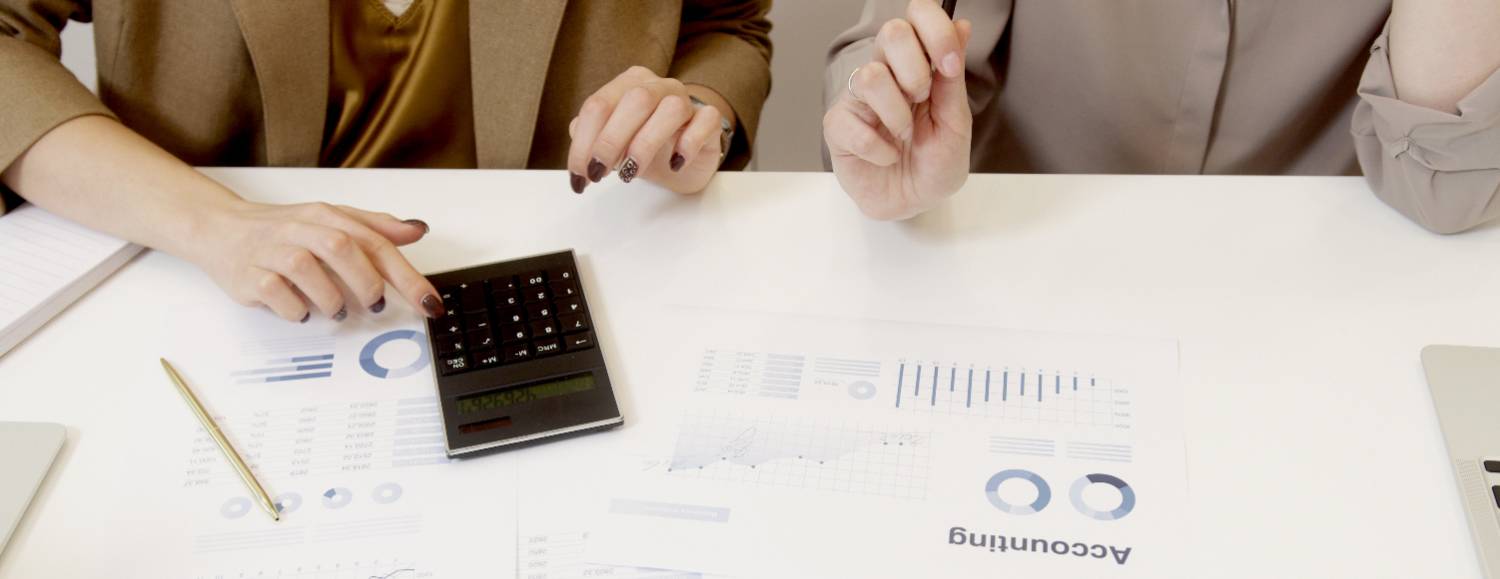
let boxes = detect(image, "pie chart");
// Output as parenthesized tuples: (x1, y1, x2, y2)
(360, 330, 431, 379)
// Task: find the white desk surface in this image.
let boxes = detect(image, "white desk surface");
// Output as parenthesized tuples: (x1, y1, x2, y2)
(1, 169, 1495, 577)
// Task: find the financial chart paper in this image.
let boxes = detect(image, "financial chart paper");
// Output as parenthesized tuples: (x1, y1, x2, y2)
(161, 298, 518, 578)
(588, 309, 1188, 578)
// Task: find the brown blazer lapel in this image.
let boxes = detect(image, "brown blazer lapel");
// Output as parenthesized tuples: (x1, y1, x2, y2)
(470, 0, 568, 168)
(230, 0, 331, 166)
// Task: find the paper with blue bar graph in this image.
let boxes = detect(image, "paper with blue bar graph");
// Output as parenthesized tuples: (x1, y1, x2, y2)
(588, 309, 1188, 578)
(158, 297, 516, 578)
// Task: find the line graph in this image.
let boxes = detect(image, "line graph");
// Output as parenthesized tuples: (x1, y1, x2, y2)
(663, 409, 931, 499)
(192, 558, 430, 579)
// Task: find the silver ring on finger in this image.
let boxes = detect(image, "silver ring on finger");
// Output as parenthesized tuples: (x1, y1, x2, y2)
(847, 65, 863, 102)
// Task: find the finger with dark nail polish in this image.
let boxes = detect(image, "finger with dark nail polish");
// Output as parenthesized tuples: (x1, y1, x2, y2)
(421, 294, 446, 318)
(402, 219, 430, 234)
(619, 157, 639, 183)
(570, 172, 588, 194)
(670, 152, 686, 172)
(300, 311, 311, 324)
(370, 296, 386, 314)
(587, 158, 608, 183)
(333, 306, 348, 322)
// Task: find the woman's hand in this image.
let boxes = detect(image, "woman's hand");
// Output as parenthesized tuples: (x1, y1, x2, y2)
(824, 0, 973, 220)
(567, 66, 733, 195)
(189, 200, 444, 323)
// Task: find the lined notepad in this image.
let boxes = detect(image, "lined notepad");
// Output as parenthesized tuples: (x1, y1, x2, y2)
(0, 204, 142, 358)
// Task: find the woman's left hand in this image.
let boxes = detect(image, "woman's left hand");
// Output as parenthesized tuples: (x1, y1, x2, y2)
(567, 66, 732, 195)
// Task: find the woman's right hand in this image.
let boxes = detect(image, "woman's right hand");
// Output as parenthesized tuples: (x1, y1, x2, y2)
(824, 0, 973, 220)
(189, 200, 444, 323)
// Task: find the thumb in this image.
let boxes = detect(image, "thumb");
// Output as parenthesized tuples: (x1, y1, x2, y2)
(930, 18, 972, 130)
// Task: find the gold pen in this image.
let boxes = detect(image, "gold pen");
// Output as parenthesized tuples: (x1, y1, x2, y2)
(160, 358, 280, 522)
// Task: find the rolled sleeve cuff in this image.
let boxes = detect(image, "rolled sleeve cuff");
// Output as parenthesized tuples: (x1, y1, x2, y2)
(1355, 24, 1500, 173)
(0, 36, 115, 177)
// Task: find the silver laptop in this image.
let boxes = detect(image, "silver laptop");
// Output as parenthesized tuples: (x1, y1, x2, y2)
(1423, 346, 1500, 577)
(0, 422, 65, 556)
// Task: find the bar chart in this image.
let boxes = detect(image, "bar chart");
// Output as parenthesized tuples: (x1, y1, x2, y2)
(688, 347, 1132, 431)
(232, 335, 338, 384)
(890, 361, 1132, 430)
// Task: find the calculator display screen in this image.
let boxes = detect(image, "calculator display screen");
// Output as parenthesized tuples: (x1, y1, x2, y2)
(457, 373, 596, 415)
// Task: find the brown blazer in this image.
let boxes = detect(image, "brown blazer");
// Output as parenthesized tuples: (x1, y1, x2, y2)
(0, 0, 772, 196)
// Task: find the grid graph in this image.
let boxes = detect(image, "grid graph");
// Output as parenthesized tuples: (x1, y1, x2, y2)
(665, 410, 931, 499)
(192, 558, 429, 579)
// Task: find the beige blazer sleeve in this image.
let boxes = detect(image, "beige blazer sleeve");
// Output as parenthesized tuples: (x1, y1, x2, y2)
(669, 0, 774, 171)
(0, 0, 117, 213)
(1352, 22, 1500, 234)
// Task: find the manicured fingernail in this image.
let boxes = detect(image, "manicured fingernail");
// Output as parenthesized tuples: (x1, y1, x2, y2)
(333, 306, 348, 322)
(941, 52, 963, 78)
(299, 311, 310, 324)
(403, 219, 429, 234)
(421, 294, 446, 318)
(587, 158, 608, 182)
(370, 296, 386, 314)
(570, 172, 587, 194)
(619, 157, 639, 183)
(670, 152, 686, 172)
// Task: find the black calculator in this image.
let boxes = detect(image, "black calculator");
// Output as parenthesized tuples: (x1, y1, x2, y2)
(424, 250, 623, 456)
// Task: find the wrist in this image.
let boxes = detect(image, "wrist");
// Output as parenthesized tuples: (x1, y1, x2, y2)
(157, 180, 248, 266)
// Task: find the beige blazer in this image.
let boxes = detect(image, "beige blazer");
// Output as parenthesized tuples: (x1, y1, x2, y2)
(0, 0, 773, 207)
(827, 1, 1500, 233)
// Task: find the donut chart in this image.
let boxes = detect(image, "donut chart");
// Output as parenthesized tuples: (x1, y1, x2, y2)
(847, 380, 877, 400)
(984, 469, 1051, 515)
(1069, 473, 1136, 521)
(220, 497, 251, 519)
(274, 492, 302, 515)
(360, 330, 431, 379)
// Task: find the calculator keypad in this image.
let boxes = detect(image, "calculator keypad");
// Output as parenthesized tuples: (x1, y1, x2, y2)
(432, 267, 593, 375)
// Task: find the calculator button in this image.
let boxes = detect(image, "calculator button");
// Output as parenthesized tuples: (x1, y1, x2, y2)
(533, 338, 562, 357)
(439, 287, 459, 306)
(459, 284, 487, 313)
(439, 354, 470, 375)
(493, 290, 521, 308)
(556, 297, 584, 316)
(473, 350, 501, 369)
(559, 314, 588, 333)
(464, 315, 491, 331)
(435, 321, 464, 335)
(549, 280, 578, 298)
(526, 303, 553, 319)
(523, 288, 550, 303)
(467, 329, 496, 350)
(554, 268, 576, 282)
(490, 275, 518, 291)
(521, 272, 548, 287)
(530, 320, 558, 337)
(1486, 460, 1500, 473)
(503, 343, 532, 363)
(501, 324, 529, 343)
(497, 308, 524, 324)
(435, 335, 466, 356)
(564, 332, 595, 351)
